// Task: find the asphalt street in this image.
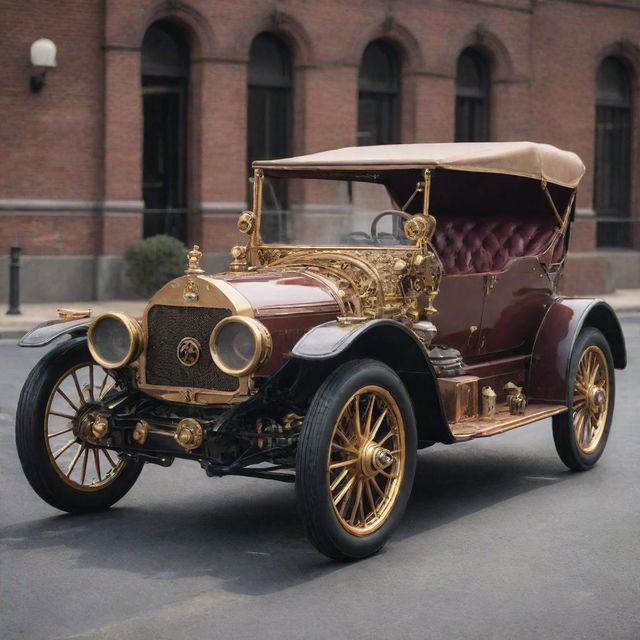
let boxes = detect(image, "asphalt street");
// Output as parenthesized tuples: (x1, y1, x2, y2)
(1, 318, 639, 640)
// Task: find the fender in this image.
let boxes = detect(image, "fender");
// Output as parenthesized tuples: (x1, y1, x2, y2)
(18, 318, 91, 347)
(528, 298, 626, 403)
(292, 319, 455, 445)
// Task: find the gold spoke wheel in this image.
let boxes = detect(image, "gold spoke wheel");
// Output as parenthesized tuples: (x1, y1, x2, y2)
(572, 345, 609, 455)
(44, 362, 126, 491)
(327, 386, 405, 536)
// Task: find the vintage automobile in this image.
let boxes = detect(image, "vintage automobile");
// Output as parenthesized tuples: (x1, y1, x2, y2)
(16, 142, 626, 560)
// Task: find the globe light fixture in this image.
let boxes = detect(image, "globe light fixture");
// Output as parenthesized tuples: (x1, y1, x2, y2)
(30, 38, 57, 93)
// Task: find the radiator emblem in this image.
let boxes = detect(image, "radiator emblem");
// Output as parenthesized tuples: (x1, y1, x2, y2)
(177, 337, 201, 367)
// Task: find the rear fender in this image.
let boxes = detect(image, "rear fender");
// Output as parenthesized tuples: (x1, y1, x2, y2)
(528, 298, 626, 403)
(292, 320, 454, 445)
(18, 318, 91, 347)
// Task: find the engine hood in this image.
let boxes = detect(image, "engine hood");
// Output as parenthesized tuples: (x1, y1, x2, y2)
(216, 271, 342, 317)
(146, 270, 342, 319)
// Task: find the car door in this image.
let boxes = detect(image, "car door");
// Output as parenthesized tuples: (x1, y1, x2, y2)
(432, 273, 485, 356)
(475, 257, 554, 356)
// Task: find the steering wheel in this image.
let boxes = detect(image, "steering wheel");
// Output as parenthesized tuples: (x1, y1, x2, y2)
(370, 210, 413, 244)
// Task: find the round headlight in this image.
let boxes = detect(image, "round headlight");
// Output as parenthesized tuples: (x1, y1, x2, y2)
(210, 316, 272, 377)
(87, 312, 143, 369)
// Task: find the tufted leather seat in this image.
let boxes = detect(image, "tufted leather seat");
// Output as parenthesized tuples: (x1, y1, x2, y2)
(432, 217, 558, 275)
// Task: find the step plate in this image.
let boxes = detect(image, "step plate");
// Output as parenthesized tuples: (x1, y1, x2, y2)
(450, 403, 567, 441)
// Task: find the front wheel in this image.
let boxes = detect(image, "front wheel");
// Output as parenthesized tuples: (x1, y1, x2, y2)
(296, 359, 417, 560)
(552, 327, 615, 471)
(15, 337, 143, 513)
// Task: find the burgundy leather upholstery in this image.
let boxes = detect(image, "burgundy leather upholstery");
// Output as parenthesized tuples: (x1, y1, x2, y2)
(433, 217, 558, 275)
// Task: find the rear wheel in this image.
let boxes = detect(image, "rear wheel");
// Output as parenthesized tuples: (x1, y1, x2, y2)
(552, 327, 615, 471)
(15, 337, 143, 512)
(296, 359, 417, 560)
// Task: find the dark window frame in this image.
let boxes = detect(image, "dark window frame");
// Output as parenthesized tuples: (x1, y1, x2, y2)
(594, 56, 634, 248)
(455, 48, 490, 143)
(357, 40, 401, 147)
(141, 20, 190, 242)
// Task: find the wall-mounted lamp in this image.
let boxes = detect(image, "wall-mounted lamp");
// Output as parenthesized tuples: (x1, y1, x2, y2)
(30, 38, 57, 93)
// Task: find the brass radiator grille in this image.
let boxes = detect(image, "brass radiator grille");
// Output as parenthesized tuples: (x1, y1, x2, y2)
(145, 305, 238, 391)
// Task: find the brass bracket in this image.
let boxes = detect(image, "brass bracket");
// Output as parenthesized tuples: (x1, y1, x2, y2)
(250, 168, 264, 247)
(423, 168, 432, 217)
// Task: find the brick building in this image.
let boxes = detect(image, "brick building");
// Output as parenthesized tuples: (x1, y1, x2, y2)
(1, 0, 639, 301)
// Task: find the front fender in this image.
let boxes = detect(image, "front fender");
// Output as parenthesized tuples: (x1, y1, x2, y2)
(18, 318, 91, 347)
(292, 319, 455, 445)
(528, 298, 626, 403)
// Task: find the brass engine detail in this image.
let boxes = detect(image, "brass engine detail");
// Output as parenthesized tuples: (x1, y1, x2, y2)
(256, 412, 303, 449)
(132, 420, 149, 445)
(229, 245, 249, 272)
(185, 245, 204, 275)
(90, 415, 109, 440)
(423, 292, 439, 320)
(237, 210, 257, 234)
(481, 386, 497, 420)
(174, 418, 204, 451)
(78, 410, 110, 441)
(404, 214, 436, 243)
(504, 382, 527, 415)
(251, 247, 442, 322)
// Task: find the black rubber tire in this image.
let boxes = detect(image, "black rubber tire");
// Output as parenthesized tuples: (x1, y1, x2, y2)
(296, 359, 417, 561)
(552, 327, 615, 471)
(15, 337, 143, 513)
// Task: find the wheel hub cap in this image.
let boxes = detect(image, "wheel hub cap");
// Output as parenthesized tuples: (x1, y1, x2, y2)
(360, 442, 395, 477)
(573, 345, 609, 455)
(327, 386, 405, 536)
(588, 385, 606, 412)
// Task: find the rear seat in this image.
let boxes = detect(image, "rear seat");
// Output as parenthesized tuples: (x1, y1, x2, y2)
(432, 217, 561, 275)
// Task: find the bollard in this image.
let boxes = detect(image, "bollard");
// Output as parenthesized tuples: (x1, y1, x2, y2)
(6, 244, 21, 315)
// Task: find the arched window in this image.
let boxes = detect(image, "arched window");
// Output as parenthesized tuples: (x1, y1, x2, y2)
(594, 56, 633, 248)
(455, 48, 490, 142)
(247, 33, 292, 242)
(358, 40, 400, 146)
(141, 21, 190, 241)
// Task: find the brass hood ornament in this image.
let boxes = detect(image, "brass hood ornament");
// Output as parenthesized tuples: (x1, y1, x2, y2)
(185, 245, 204, 275)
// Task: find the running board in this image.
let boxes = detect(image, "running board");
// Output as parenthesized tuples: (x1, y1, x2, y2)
(450, 403, 567, 441)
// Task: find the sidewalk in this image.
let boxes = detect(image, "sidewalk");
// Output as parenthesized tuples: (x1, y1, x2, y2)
(1, 291, 639, 340)
(0, 300, 147, 339)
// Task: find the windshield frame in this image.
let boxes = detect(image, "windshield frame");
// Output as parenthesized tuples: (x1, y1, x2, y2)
(248, 167, 433, 250)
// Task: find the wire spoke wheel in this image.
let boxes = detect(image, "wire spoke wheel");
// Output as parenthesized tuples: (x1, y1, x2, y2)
(16, 338, 143, 513)
(296, 359, 416, 560)
(45, 362, 126, 491)
(328, 386, 405, 535)
(552, 328, 615, 471)
(571, 345, 609, 455)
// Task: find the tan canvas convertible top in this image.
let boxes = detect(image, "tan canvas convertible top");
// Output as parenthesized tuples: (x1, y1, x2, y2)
(254, 141, 586, 189)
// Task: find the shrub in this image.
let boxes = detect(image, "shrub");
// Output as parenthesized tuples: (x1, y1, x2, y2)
(124, 234, 188, 297)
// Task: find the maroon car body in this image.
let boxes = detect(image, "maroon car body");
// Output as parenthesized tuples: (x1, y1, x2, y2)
(16, 142, 626, 560)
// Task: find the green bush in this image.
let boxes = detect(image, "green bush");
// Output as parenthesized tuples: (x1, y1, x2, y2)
(124, 234, 188, 297)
